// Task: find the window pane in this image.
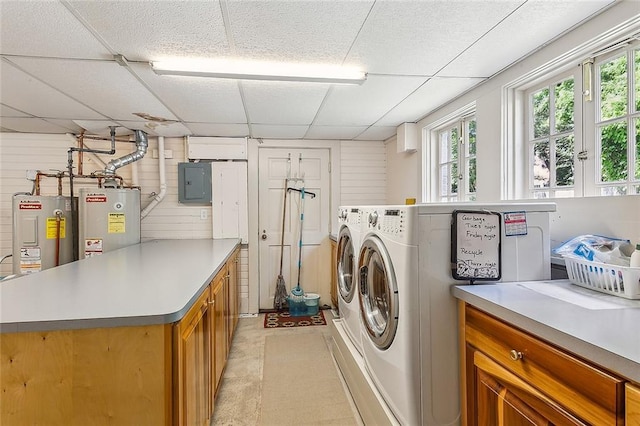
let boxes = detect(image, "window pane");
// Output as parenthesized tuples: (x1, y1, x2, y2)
(600, 54, 627, 121)
(533, 191, 549, 199)
(600, 186, 627, 196)
(532, 88, 549, 138)
(555, 78, 574, 132)
(440, 166, 448, 196)
(600, 121, 628, 182)
(439, 132, 449, 163)
(450, 161, 458, 194)
(467, 158, 476, 193)
(635, 48, 640, 112)
(451, 127, 459, 161)
(636, 117, 640, 179)
(467, 119, 477, 156)
(555, 135, 574, 187)
(533, 141, 550, 188)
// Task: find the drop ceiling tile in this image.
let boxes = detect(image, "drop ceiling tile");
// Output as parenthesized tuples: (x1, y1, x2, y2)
(347, 1, 522, 75)
(42, 119, 83, 133)
(1, 104, 30, 117)
(354, 126, 397, 141)
(0, 117, 75, 133)
(376, 77, 485, 127)
(130, 63, 246, 123)
(0, 1, 110, 59)
(113, 120, 192, 138)
(1, 60, 104, 120)
(251, 125, 309, 139)
(242, 81, 329, 126)
(66, 1, 230, 61)
(185, 123, 250, 138)
(305, 125, 369, 140)
(227, 1, 373, 63)
(439, 0, 616, 77)
(9, 57, 177, 122)
(73, 120, 122, 134)
(314, 75, 427, 126)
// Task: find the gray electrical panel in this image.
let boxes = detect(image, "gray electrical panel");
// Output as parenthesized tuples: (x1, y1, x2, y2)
(178, 162, 212, 204)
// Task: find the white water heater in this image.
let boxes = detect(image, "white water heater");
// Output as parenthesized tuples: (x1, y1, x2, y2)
(78, 188, 141, 258)
(12, 194, 75, 274)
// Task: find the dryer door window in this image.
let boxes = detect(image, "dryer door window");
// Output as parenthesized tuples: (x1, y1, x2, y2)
(337, 227, 356, 303)
(358, 235, 398, 350)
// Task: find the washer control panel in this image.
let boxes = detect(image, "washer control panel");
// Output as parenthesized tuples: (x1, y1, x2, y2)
(337, 207, 361, 225)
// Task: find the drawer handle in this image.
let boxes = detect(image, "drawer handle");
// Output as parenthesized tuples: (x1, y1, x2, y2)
(509, 350, 523, 361)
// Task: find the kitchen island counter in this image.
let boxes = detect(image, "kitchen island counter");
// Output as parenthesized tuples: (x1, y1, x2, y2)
(0, 238, 240, 333)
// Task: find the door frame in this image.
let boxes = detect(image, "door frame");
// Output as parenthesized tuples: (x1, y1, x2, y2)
(247, 138, 342, 314)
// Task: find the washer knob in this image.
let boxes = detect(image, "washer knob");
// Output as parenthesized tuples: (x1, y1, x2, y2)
(369, 211, 378, 227)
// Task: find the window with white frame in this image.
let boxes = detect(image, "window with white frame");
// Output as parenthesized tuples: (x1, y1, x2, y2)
(435, 114, 477, 202)
(523, 39, 640, 198)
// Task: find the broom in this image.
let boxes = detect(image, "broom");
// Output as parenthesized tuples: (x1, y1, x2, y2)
(273, 179, 289, 311)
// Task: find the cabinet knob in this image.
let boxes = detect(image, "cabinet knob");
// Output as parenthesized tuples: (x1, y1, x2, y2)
(509, 350, 523, 361)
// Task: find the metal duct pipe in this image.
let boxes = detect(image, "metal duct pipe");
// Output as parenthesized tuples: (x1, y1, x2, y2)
(104, 130, 148, 188)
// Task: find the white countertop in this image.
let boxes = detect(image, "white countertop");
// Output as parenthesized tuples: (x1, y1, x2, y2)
(0, 239, 239, 333)
(453, 280, 640, 383)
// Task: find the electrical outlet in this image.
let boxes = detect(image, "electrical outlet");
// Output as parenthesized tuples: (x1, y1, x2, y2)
(200, 209, 208, 220)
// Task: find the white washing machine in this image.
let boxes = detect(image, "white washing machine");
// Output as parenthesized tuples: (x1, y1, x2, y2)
(357, 203, 554, 425)
(336, 206, 364, 354)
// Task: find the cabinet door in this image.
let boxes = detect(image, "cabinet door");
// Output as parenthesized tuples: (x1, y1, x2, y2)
(473, 351, 586, 426)
(175, 289, 212, 426)
(627, 383, 640, 425)
(227, 249, 239, 341)
(464, 305, 624, 426)
(212, 273, 228, 395)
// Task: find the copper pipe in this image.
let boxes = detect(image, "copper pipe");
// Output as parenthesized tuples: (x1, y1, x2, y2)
(54, 210, 62, 267)
(35, 174, 41, 195)
(78, 132, 84, 176)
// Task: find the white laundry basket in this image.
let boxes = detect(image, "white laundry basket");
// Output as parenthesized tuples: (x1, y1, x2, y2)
(565, 257, 640, 299)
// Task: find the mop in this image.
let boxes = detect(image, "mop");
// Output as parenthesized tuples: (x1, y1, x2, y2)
(273, 179, 289, 311)
(288, 186, 306, 316)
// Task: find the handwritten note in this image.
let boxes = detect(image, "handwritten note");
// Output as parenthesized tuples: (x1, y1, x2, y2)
(451, 210, 501, 281)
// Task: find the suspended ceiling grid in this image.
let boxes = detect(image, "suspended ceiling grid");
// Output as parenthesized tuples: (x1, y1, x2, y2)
(0, 0, 616, 141)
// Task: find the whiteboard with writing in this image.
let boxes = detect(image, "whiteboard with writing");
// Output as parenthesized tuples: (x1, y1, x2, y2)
(451, 210, 502, 281)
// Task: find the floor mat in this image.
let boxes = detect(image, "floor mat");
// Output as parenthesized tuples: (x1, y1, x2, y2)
(259, 333, 357, 425)
(263, 310, 326, 328)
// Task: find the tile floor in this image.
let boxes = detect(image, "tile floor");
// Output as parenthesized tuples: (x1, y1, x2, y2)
(211, 312, 361, 425)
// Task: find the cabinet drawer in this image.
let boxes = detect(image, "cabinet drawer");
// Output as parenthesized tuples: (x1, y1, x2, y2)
(465, 305, 625, 425)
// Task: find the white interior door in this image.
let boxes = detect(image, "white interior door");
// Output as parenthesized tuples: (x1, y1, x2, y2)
(258, 148, 330, 310)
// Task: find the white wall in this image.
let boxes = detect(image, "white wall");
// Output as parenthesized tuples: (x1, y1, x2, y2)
(385, 137, 419, 204)
(339, 140, 387, 205)
(384, 1, 640, 245)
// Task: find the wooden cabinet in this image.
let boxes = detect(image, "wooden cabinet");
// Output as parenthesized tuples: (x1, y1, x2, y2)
(227, 248, 239, 342)
(211, 267, 228, 395)
(174, 286, 212, 426)
(330, 238, 338, 310)
(627, 383, 640, 425)
(461, 303, 626, 426)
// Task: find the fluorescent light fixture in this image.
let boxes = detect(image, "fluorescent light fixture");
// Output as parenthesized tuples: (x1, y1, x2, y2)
(151, 58, 367, 85)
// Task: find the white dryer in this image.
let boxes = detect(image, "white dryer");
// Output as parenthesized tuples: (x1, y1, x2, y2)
(357, 203, 554, 425)
(336, 206, 364, 354)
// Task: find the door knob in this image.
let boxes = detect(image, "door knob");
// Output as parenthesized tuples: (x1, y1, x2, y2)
(261, 230, 267, 240)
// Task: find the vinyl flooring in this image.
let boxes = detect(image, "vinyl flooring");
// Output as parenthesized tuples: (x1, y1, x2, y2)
(210, 312, 361, 425)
